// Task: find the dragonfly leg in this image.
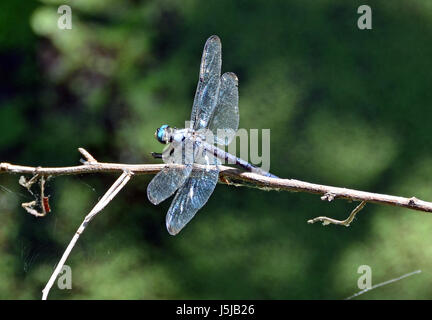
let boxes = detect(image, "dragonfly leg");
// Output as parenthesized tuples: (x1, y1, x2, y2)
(151, 152, 163, 159)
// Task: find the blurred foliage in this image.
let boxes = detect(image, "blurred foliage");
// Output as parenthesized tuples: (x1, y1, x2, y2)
(0, 0, 432, 299)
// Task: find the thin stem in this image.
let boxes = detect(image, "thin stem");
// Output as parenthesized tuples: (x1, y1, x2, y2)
(345, 269, 422, 300)
(308, 201, 367, 226)
(41, 170, 133, 300)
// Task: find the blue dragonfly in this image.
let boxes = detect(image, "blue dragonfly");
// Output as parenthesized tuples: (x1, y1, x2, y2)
(147, 35, 278, 235)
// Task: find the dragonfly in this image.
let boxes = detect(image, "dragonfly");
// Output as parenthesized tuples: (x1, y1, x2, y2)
(147, 35, 278, 235)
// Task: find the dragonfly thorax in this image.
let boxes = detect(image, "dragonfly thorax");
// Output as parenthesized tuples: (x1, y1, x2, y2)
(156, 125, 196, 146)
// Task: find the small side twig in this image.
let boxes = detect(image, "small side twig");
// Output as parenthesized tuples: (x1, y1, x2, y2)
(308, 201, 367, 226)
(41, 169, 133, 300)
(345, 269, 422, 300)
(78, 147, 97, 163)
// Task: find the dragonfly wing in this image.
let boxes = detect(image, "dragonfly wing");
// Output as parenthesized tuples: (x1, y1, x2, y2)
(190, 35, 222, 130)
(165, 167, 219, 235)
(208, 72, 239, 145)
(165, 140, 220, 235)
(147, 145, 192, 205)
(147, 165, 192, 205)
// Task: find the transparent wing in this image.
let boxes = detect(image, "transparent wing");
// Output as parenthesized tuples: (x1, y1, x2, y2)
(147, 165, 192, 205)
(190, 35, 222, 130)
(147, 145, 192, 205)
(165, 141, 220, 235)
(165, 167, 219, 235)
(208, 72, 239, 145)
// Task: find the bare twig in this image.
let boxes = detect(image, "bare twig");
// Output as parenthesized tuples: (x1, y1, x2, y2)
(41, 170, 133, 300)
(308, 201, 367, 226)
(345, 269, 422, 300)
(2, 148, 432, 215)
(78, 147, 97, 163)
(1, 147, 430, 299)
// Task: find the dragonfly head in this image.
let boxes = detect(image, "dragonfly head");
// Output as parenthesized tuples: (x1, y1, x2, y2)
(155, 125, 172, 144)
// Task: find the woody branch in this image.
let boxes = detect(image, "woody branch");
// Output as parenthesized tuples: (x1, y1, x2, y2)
(3, 147, 432, 300)
(1, 148, 432, 216)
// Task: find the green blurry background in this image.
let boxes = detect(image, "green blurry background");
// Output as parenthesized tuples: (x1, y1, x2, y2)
(0, 0, 432, 299)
